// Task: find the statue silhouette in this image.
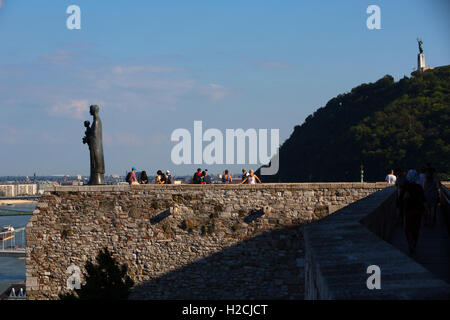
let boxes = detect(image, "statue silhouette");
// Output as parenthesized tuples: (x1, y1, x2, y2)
(417, 38, 423, 54)
(83, 105, 105, 185)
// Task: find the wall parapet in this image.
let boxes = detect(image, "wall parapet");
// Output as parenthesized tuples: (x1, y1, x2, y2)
(46, 182, 389, 193)
(304, 187, 450, 299)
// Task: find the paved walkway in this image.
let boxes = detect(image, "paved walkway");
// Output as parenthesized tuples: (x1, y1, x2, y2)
(389, 205, 450, 284)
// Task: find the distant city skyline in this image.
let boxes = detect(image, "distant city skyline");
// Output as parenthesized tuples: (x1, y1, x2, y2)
(0, 0, 449, 176)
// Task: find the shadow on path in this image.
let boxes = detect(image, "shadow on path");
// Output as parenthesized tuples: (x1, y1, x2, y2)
(389, 206, 450, 284)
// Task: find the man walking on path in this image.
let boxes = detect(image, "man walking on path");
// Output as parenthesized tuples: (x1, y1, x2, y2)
(386, 169, 397, 184)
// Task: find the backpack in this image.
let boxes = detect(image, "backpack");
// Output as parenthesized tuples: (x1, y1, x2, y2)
(125, 172, 132, 184)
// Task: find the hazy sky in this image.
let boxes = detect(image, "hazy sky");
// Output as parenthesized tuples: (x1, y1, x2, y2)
(0, 0, 449, 176)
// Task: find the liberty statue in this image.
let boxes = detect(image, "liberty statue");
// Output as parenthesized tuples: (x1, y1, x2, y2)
(417, 38, 423, 54)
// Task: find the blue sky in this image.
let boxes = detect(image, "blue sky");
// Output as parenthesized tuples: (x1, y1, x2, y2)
(0, 0, 449, 176)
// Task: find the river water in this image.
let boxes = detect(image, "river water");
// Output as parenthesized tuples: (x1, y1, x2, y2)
(0, 203, 34, 294)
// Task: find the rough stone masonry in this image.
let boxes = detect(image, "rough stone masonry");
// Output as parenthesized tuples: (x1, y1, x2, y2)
(25, 183, 387, 299)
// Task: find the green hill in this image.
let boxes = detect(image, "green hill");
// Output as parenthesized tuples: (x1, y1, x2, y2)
(259, 66, 450, 182)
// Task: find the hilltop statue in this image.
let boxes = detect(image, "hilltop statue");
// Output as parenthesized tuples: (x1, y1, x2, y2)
(417, 38, 423, 54)
(82, 105, 105, 185)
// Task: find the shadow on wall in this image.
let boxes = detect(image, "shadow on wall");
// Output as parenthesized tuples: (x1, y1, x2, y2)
(129, 226, 305, 300)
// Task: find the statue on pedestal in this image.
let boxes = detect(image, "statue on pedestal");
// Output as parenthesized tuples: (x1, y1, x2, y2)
(416, 38, 427, 72)
(82, 105, 105, 185)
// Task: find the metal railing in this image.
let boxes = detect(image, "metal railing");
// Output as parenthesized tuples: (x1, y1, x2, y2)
(0, 227, 26, 256)
(440, 183, 450, 234)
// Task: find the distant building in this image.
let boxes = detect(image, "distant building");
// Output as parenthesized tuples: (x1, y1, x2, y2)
(0, 184, 37, 197)
(0, 185, 15, 197)
(14, 184, 37, 196)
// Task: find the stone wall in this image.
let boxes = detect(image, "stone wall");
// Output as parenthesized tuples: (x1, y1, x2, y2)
(25, 183, 387, 300)
(304, 187, 450, 299)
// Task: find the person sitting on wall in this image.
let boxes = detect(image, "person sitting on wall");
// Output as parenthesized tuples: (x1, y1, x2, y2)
(241, 168, 249, 184)
(192, 168, 202, 184)
(165, 170, 173, 184)
(240, 169, 261, 184)
(127, 167, 139, 185)
(202, 170, 211, 184)
(222, 169, 232, 184)
(155, 170, 166, 184)
(139, 171, 149, 184)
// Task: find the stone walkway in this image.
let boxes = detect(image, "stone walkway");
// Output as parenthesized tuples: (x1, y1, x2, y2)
(389, 206, 450, 284)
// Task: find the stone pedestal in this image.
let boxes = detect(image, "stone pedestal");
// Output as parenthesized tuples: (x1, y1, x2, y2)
(418, 53, 426, 71)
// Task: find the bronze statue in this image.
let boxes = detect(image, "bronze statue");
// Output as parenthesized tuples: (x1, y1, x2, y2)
(83, 105, 105, 185)
(417, 38, 423, 54)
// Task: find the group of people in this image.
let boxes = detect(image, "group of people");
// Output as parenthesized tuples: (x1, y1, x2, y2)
(126, 167, 263, 185)
(126, 167, 174, 185)
(154, 170, 174, 184)
(190, 168, 262, 184)
(389, 164, 440, 255)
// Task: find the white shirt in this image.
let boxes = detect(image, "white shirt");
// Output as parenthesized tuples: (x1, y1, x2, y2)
(248, 176, 257, 184)
(386, 174, 396, 184)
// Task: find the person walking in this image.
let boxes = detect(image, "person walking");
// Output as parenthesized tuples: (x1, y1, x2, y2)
(385, 169, 397, 184)
(423, 167, 439, 226)
(395, 168, 407, 226)
(401, 169, 426, 255)
(416, 167, 426, 188)
(240, 169, 261, 184)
